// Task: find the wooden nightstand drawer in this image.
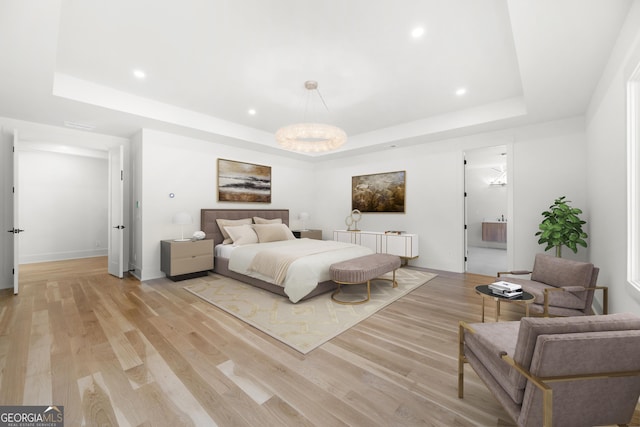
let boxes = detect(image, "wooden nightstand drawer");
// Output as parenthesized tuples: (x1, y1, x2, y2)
(161, 239, 214, 280)
(170, 240, 213, 258)
(169, 254, 213, 276)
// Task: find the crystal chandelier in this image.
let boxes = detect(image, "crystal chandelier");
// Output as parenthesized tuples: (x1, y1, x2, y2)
(276, 81, 347, 153)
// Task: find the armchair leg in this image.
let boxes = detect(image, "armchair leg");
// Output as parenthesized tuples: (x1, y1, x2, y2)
(458, 322, 466, 398)
(542, 388, 553, 427)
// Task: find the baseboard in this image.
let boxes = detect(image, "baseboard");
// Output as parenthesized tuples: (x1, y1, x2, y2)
(20, 249, 108, 264)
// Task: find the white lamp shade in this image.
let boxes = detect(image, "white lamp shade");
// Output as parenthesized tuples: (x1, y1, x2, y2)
(299, 212, 309, 231)
(172, 212, 193, 225)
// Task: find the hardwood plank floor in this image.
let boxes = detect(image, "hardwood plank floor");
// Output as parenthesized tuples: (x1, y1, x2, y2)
(1, 257, 638, 426)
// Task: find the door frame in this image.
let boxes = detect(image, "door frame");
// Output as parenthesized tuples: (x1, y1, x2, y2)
(463, 144, 513, 274)
(9, 136, 129, 288)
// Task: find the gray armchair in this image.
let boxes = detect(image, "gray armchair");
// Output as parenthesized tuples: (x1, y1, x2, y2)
(458, 313, 640, 427)
(497, 253, 608, 317)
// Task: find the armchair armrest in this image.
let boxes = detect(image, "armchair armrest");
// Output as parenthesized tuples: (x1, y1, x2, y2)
(497, 270, 531, 277)
(501, 349, 640, 427)
(501, 354, 554, 427)
(542, 286, 609, 316)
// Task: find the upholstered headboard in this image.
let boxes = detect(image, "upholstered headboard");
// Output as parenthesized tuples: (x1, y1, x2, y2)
(201, 209, 290, 245)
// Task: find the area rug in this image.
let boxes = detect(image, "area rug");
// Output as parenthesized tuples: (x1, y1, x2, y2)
(183, 268, 437, 354)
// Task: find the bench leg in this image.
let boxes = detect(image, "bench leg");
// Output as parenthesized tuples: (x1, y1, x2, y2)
(331, 281, 371, 305)
(330, 268, 398, 304)
(373, 270, 398, 288)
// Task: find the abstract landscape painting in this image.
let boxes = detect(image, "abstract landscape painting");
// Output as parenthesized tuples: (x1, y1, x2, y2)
(352, 170, 405, 212)
(218, 159, 271, 203)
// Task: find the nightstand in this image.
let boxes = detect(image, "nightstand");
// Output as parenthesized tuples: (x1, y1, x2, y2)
(292, 229, 323, 240)
(161, 239, 214, 281)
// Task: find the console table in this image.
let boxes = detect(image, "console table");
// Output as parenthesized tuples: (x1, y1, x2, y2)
(332, 230, 419, 260)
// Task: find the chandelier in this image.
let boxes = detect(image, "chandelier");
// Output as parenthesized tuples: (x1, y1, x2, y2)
(276, 81, 347, 153)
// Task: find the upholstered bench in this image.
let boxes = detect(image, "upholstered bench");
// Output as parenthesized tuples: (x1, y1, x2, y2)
(329, 253, 402, 304)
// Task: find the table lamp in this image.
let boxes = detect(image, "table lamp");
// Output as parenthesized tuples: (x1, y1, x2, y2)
(299, 212, 309, 231)
(172, 212, 192, 241)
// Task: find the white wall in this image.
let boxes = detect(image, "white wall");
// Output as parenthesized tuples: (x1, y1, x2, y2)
(586, 0, 640, 313)
(136, 129, 317, 280)
(130, 118, 587, 278)
(18, 149, 108, 263)
(2, 117, 590, 292)
(511, 119, 589, 268)
(313, 118, 588, 273)
(314, 143, 465, 272)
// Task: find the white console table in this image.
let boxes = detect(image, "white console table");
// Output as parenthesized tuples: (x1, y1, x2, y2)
(333, 230, 419, 261)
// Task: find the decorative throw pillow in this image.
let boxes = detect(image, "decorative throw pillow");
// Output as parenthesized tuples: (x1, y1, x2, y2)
(253, 223, 296, 243)
(253, 217, 283, 224)
(224, 224, 258, 246)
(216, 218, 252, 244)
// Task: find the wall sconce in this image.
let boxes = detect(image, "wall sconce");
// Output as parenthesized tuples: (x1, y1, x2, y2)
(172, 212, 193, 241)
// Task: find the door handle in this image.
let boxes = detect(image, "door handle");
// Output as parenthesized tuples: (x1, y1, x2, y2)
(113, 225, 126, 229)
(7, 228, 24, 234)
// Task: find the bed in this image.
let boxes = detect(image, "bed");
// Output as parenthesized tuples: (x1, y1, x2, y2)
(201, 208, 374, 302)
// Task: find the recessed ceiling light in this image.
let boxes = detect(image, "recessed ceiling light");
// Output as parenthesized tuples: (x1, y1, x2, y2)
(455, 87, 467, 96)
(133, 69, 146, 79)
(248, 109, 256, 115)
(411, 27, 425, 38)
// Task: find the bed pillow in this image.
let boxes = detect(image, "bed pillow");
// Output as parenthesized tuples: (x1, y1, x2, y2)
(253, 217, 282, 224)
(216, 218, 252, 244)
(253, 223, 296, 243)
(224, 224, 258, 246)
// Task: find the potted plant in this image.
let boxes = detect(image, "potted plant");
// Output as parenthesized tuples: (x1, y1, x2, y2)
(535, 196, 588, 257)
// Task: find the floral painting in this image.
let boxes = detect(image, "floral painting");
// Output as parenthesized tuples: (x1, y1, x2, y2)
(352, 171, 405, 213)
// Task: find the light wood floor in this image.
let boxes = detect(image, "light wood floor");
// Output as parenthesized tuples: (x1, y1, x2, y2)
(1, 257, 638, 426)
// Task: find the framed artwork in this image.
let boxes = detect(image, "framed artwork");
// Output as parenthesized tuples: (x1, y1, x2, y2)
(352, 170, 406, 213)
(217, 158, 271, 203)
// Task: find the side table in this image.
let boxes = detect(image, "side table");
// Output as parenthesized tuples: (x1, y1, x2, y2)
(161, 239, 214, 281)
(474, 284, 534, 322)
(292, 229, 322, 240)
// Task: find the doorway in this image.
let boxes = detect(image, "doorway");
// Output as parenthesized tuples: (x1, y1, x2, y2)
(464, 145, 508, 276)
(18, 146, 109, 264)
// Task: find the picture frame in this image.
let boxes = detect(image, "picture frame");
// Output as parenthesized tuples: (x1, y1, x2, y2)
(217, 158, 271, 203)
(352, 170, 406, 213)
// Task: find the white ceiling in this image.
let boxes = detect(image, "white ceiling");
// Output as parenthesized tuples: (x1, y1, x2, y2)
(0, 0, 633, 159)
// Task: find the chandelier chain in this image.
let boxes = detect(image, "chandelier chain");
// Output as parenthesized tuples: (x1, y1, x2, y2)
(303, 86, 330, 121)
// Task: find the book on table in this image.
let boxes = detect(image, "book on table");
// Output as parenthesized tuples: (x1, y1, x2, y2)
(489, 281, 523, 298)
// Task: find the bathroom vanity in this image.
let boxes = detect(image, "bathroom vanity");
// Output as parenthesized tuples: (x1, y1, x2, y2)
(482, 221, 506, 243)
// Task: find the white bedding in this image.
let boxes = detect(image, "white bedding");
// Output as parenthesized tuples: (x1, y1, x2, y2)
(227, 238, 374, 303)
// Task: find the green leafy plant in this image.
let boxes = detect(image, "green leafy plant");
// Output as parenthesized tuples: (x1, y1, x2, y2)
(535, 196, 588, 257)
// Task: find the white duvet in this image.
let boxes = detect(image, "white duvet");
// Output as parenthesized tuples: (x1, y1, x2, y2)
(227, 238, 374, 303)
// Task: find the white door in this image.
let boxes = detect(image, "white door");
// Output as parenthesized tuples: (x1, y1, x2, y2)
(108, 145, 124, 278)
(463, 155, 468, 272)
(11, 130, 23, 294)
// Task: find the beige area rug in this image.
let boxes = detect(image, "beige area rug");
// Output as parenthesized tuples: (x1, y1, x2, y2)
(183, 268, 437, 354)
